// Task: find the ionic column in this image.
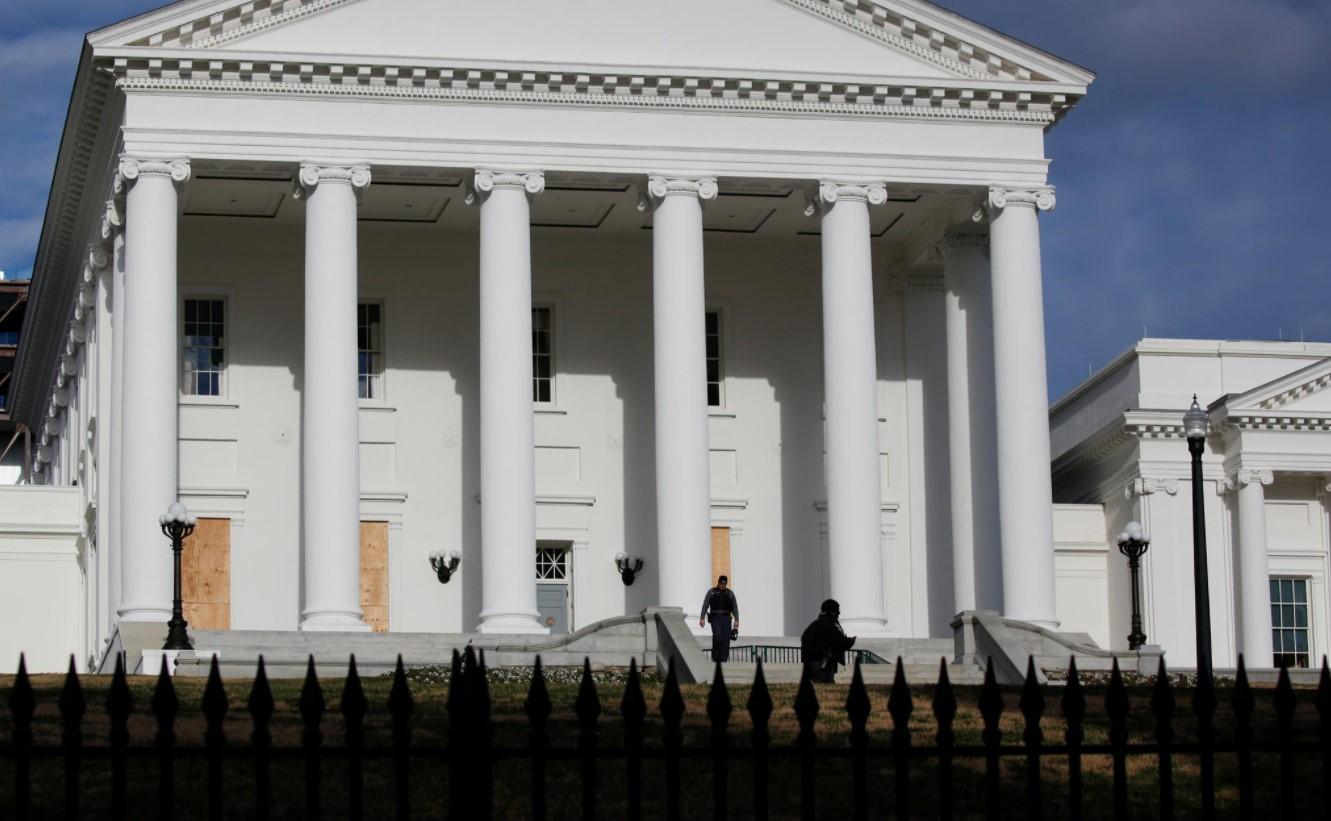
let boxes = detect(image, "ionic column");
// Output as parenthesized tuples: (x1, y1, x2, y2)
(470, 170, 547, 634)
(1234, 468, 1274, 664)
(643, 176, 716, 620)
(987, 186, 1058, 627)
(117, 157, 189, 623)
(811, 181, 889, 634)
(296, 164, 371, 632)
(939, 232, 1003, 613)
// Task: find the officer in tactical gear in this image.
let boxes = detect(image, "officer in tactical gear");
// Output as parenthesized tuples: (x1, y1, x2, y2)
(699, 575, 740, 662)
(800, 598, 857, 683)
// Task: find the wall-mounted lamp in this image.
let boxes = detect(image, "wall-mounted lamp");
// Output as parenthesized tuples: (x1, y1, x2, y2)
(615, 552, 644, 586)
(429, 550, 461, 584)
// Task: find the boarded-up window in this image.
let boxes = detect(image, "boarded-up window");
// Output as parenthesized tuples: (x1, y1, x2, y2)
(182, 518, 230, 630)
(360, 521, 389, 633)
(711, 527, 731, 586)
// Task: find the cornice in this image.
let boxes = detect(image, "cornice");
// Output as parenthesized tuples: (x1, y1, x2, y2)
(781, 0, 998, 81)
(1220, 413, 1331, 433)
(109, 60, 1068, 125)
(988, 186, 1055, 212)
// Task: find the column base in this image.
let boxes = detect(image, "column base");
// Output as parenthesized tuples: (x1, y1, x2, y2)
(1007, 615, 1060, 631)
(117, 605, 171, 623)
(477, 609, 550, 635)
(839, 615, 892, 637)
(300, 611, 372, 632)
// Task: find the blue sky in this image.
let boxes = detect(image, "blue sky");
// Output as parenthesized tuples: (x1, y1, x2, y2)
(1, 0, 1328, 399)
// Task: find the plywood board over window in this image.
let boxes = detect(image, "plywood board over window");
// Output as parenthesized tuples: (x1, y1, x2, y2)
(711, 527, 731, 586)
(182, 518, 230, 630)
(360, 521, 390, 633)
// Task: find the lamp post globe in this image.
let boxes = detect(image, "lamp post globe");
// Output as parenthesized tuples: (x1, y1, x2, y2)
(1184, 395, 1213, 682)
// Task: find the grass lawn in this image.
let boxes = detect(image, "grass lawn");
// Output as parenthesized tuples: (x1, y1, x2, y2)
(3, 665, 1329, 818)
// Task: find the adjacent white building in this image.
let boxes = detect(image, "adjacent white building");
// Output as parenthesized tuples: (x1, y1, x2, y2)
(3, 0, 1113, 672)
(1052, 339, 1331, 669)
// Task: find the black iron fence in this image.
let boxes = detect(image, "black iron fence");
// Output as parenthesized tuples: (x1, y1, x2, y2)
(4, 649, 1331, 819)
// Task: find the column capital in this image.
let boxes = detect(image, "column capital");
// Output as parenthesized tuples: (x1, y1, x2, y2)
(467, 169, 545, 204)
(931, 231, 989, 263)
(295, 163, 372, 199)
(987, 186, 1055, 213)
(639, 175, 718, 211)
(1234, 468, 1274, 488)
(805, 180, 887, 215)
(118, 156, 191, 186)
(1124, 476, 1179, 500)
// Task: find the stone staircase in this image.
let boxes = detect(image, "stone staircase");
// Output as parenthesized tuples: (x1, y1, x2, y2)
(716, 660, 984, 686)
(99, 610, 1170, 689)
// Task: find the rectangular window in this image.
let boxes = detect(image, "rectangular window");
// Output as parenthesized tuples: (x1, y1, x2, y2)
(706, 310, 722, 407)
(1271, 577, 1311, 669)
(183, 298, 225, 397)
(533, 306, 553, 403)
(358, 302, 384, 400)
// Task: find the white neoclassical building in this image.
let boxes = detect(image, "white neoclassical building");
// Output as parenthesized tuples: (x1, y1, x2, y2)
(2, 0, 1108, 673)
(1052, 340, 1331, 670)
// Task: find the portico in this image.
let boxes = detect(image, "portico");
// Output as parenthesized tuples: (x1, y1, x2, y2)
(8, 0, 1095, 669)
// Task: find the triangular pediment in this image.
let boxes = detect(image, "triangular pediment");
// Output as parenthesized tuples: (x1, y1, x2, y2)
(92, 0, 1092, 87)
(1225, 357, 1331, 414)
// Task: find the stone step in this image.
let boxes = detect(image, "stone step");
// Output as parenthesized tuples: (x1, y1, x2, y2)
(716, 661, 984, 686)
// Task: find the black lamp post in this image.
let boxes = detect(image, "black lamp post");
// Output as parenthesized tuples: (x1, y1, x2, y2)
(1184, 395, 1213, 681)
(160, 502, 197, 651)
(1116, 521, 1150, 650)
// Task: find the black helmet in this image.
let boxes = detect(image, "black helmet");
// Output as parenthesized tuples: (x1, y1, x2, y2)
(820, 598, 840, 616)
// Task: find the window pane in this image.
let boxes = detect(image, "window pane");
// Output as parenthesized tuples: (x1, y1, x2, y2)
(1296, 631, 1309, 652)
(1272, 604, 1281, 627)
(1282, 579, 1294, 600)
(708, 384, 720, 406)
(1295, 580, 1307, 603)
(1271, 579, 1280, 601)
(1295, 607, 1308, 628)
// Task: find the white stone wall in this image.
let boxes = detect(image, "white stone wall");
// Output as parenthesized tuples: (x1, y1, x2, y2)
(0, 486, 84, 673)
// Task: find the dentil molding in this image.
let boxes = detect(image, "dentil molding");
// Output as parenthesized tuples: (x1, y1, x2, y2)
(804, 180, 888, 215)
(466, 170, 545, 205)
(988, 186, 1055, 213)
(294, 163, 371, 199)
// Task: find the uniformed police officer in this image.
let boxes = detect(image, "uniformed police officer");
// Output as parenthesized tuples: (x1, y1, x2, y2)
(699, 575, 740, 662)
